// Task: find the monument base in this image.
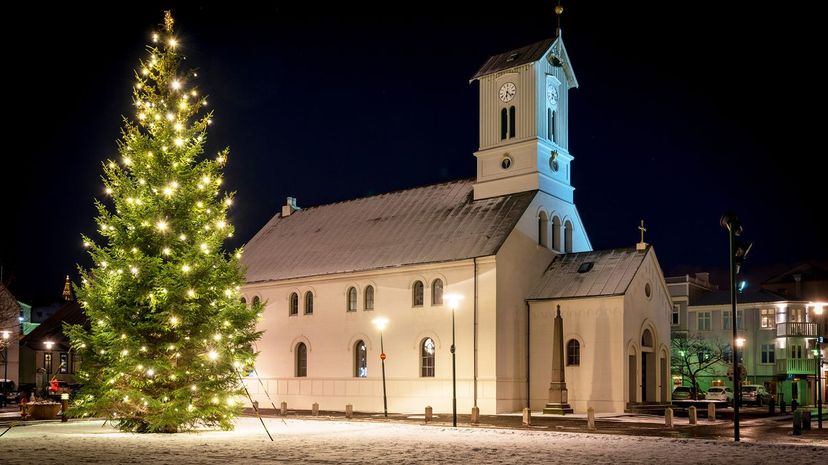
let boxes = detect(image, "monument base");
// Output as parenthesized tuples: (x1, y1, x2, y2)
(543, 403, 574, 415)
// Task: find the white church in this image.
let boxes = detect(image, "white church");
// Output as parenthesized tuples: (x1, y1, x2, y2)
(241, 31, 672, 414)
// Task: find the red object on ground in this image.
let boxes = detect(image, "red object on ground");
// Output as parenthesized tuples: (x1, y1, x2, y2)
(49, 378, 60, 393)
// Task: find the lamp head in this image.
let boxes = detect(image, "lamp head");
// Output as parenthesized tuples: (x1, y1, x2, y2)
(44, 340, 54, 350)
(735, 337, 746, 348)
(1, 330, 9, 341)
(444, 293, 464, 310)
(372, 317, 389, 332)
(812, 303, 824, 316)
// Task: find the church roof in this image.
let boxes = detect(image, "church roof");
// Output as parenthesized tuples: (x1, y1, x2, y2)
(472, 37, 556, 80)
(243, 179, 535, 283)
(528, 247, 649, 300)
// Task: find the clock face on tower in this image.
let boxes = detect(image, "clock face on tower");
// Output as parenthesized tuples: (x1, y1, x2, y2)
(498, 82, 516, 103)
(546, 83, 558, 108)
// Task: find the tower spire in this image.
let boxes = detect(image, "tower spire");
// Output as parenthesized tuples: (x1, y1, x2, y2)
(163, 10, 175, 33)
(62, 275, 74, 301)
(555, 1, 564, 37)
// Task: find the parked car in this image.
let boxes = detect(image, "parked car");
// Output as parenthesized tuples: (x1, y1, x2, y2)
(0, 379, 18, 404)
(741, 385, 771, 406)
(672, 386, 694, 400)
(705, 386, 734, 403)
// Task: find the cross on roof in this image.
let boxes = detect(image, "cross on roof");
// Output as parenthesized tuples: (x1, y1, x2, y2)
(638, 220, 647, 244)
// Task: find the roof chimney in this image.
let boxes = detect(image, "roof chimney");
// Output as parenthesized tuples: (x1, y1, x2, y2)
(282, 197, 300, 217)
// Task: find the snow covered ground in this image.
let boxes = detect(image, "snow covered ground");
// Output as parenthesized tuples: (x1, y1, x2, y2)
(1, 416, 825, 464)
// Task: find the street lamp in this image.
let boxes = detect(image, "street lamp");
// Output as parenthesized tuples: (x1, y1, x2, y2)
(735, 337, 746, 407)
(372, 317, 389, 418)
(813, 303, 824, 430)
(721, 213, 752, 443)
(445, 293, 463, 428)
(1, 330, 10, 408)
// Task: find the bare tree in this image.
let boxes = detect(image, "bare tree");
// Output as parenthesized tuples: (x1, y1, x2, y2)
(671, 332, 728, 399)
(0, 284, 19, 330)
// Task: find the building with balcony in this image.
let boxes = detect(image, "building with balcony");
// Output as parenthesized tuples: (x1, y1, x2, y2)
(668, 270, 826, 407)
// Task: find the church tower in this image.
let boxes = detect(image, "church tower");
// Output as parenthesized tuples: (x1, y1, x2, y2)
(471, 33, 578, 202)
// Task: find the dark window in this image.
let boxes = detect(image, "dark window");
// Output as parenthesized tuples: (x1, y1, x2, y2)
(431, 279, 443, 305)
(500, 108, 508, 140)
(347, 287, 357, 312)
(364, 286, 374, 311)
(421, 338, 435, 377)
(44, 353, 52, 374)
(296, 343, 307, 377)
(240, 297, 247, 305)
(548, 108, 555, 142)
(252, 296, 260, 307)
(355, 340, 367, 378)
(304, 292, 313, 315)
(413, 281, 424, 307)
(552, 216, 561, 251)
(509, 106, 516, 138)
(567, 339, 580, 366)
(289, 293, 299, 316)
(538, 211, 549, 247)
(564, 220, 573, 253)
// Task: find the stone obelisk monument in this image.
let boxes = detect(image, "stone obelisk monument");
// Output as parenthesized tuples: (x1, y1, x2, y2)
(543, 305, 573, 414)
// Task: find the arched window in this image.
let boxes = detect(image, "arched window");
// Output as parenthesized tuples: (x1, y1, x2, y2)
(240, 297, 247, 305)
(641, 329, 653, 348)
(500, 108, 508, 140)
(552, 216, 561, 251)
(304, 291, 313, 315)
(567, 339, 580, 366)
(548, 108, 555, 142)
(538, 211, 549, 247)
(289, 292, 299, 316)
(364, 285, 374, 311)
(347, 287, 357, 312)
(509, 106, 516, 138)
(354, 340, 367, 378)
(412, 281, 424, 307)
(564, 220, 573, 253)
(296, 342, 307, 377)
(431, 279, 443, 305)
(421, 338, 435, 377)
(252, 296, 260, 307)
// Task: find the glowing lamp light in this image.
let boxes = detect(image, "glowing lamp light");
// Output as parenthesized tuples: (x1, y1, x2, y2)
(170, 316, 179, 326)
(171, 79, 182, 90)
(187, 289, 196, 298)
(181, 264, 191, 273)
(1, 330, 10, 340)
(735, 337, 746, 348)
(146, 368, 155, 377)
(105, 187, 113, 195)
(152, 33, 159, 43)
(121, 349, 129, 356)
(207, 350, 219, 361)
(162, 247, 171, 256)
(372, 317, 389, 332)
(174, 138, 184, 147)
(813, 303, 825, 316)
(168, 38, 178, 48)
(444, 293, 464, 310)
(44, 341, 54, 350)
(156, 220, 168, 232)
(216, 220, 226, 229)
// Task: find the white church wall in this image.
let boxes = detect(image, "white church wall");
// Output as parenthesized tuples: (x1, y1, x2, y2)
(623, 249, 673, 405)
(242, 257, 500, 414)
(529, 296, 626, 413)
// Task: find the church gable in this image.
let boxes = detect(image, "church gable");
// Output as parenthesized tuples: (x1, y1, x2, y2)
(243, 179, 535, 283)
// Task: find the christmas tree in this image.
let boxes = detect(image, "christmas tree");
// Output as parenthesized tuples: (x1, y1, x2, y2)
(67, 11, 261, 433)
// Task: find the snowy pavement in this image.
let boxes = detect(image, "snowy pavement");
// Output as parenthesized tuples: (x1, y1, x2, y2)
(1, 416, 826, 464)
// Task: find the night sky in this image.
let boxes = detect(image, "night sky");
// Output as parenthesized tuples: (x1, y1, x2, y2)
(3, 2, 824, 305)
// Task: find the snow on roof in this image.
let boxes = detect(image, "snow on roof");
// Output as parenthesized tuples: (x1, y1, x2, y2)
(528, 246, 649, 300)
(243, 179, 535, 283)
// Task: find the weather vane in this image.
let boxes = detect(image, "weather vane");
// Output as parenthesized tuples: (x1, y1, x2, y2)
(164, 10, 175, 33)
(555, 1, 564, 36)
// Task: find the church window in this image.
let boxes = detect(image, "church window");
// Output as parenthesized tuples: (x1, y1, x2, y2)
(421, 338, 435, 377)
(364, 285, 374, 311)
(240, 297, 247, 305)
(500, 108, 508, 140)
(509, 106, 516, 138)
(354, 340, 367, 378)
(566, 339, 580, 366)
(413, 281, 424, 307)
(564, 220, 573, 253)
(548, 108, 556, 142)
(538, 211, 549, 247)
(432, 279, 443, 305)
(289, 292, 299, 316)
(252, 296, 260, 307)
(304, 291, 314, 315)
(347, 287, 358, 312)
(641, 329, 653, 348)
(552, 216, 561, 251)
(296, 342, 307, 377)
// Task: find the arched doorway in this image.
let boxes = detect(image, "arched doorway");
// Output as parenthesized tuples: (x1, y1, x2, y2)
(628, 346, 637, 404)
(641, 329, 656, 402)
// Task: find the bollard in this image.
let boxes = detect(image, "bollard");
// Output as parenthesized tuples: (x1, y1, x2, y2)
(587, 407, 596, 430)
(665, 408, 673, 428)
(802, 410, 811, 431)
(792, 409, 802, 435)
(345, 404, 353, 419)
(708, 403, 716, 421)
(470, 406, 480, 425)
(768, 399, 775, 415)
(425, 406, 433, 423)
(688, 406, 697, 425)
(791, 399, 798, 412)
(61, 395, 69, 423)
(312, 402, 319, 416)
(780, 400, 786, 414)
(522, 408, 531, 426)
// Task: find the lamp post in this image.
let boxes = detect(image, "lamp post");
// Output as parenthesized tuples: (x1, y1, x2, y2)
(372, 317, 389, 418)
(445, 294, 463, 428)
(1, 330, 10, 408)
(721, 213, 752, 442)
(814, 303, 824, 429)
(735, 337, 746, 409)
